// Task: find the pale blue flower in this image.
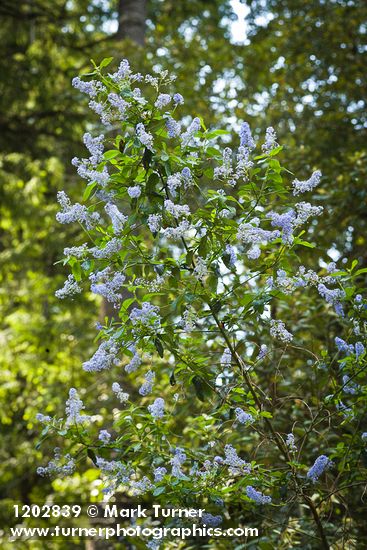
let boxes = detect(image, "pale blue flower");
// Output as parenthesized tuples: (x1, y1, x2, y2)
(307, 455, 332, 483)
(148, 398, 165, 419)
(99, 430, 111, 444)
(239, 122, 255, 149)
(173, 93, 184, 105)
(292, 170, 322, 196)
(246, 486, 272, 504)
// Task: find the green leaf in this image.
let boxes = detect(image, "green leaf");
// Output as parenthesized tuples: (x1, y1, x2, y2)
(172, 266, 181, 280)
(269, 145, 283, 156)
(72, 262, 82, 281)
(198, 236, 208, 257)
(351, 259, 359, 272)
(103, 150, 121, 160)
(122, 297, 135, 311)
(154, 338, 164, 358)
(146, 173, 160, 195)
(99, 57, 114, 69)
(81, 260, 92, 273)
(160, 152, 169, 162)
(268, 159, 281, 171)
(153, 486, 166, 496)
(205, 147, 221, 156)
(87, 449, 98, 465)
(142, 148, 153, 170)
(35, 426, 50, 450)
(295, 239, 316, 249)
(185, 250, 194, 267)
(198, 116, 206, 131)
(192, 376, 206, 401)
(83, 182, 97, 201)
(205, 129, 230, 139)
(207, 274, 218, 293)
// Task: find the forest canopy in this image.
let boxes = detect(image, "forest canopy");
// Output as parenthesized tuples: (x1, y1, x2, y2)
(0, 1, 366, 549)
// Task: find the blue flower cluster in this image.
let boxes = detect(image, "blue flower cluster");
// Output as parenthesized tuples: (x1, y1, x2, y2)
(307, 455, 332, 483)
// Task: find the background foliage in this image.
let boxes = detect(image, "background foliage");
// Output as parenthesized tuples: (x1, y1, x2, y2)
(0, 0, 366, 548)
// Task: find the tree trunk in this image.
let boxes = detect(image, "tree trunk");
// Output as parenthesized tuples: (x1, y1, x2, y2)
(117, 0, 147, 46)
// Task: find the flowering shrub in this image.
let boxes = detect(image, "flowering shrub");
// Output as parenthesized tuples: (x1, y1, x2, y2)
(38, 58, 367, 548)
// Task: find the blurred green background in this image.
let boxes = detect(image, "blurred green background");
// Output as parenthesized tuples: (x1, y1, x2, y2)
(0, 0, 366, 546)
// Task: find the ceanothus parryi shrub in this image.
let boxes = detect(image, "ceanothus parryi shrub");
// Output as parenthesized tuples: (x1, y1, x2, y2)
(37, 58, 367, 549)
